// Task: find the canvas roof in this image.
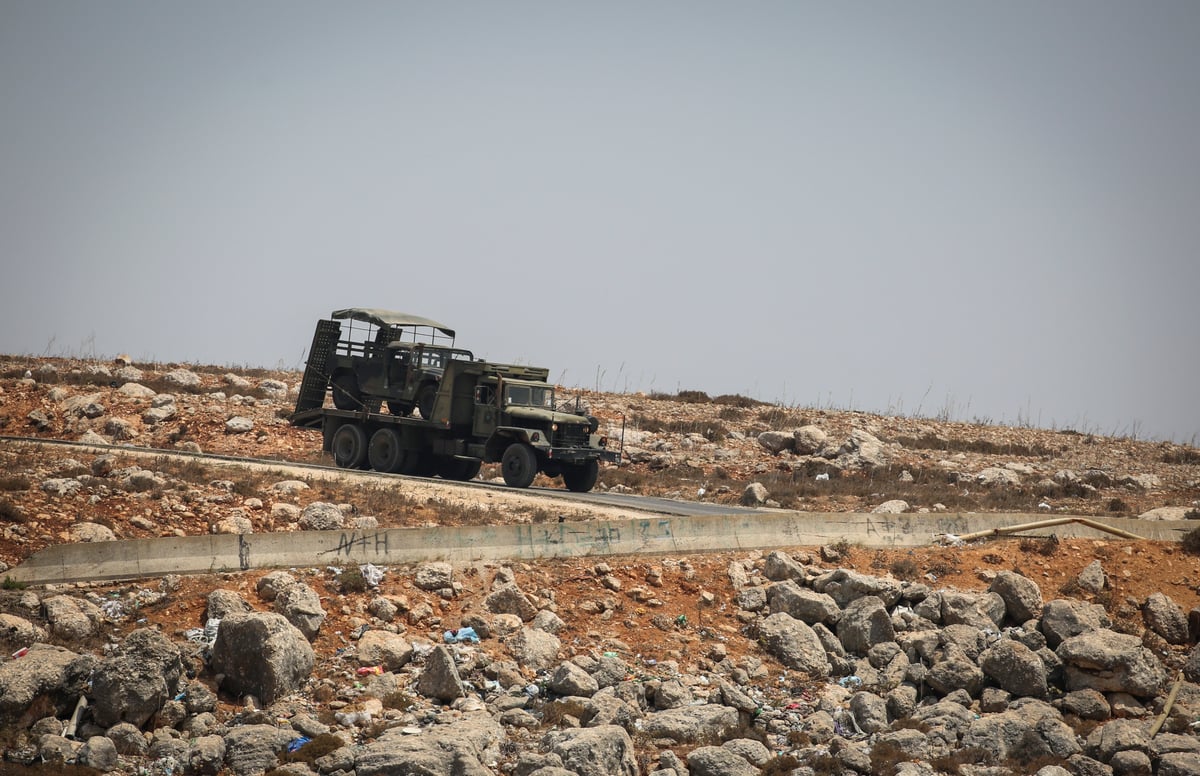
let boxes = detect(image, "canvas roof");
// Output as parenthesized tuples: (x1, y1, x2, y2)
(331, 308, 455, 338)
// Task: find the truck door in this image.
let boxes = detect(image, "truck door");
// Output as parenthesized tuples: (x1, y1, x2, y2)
(473, 385, 498, 438)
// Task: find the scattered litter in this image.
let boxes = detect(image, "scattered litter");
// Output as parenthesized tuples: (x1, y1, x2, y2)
(814, 473, 830, 482)
(355, 665, 384, 677)
(524, 683, 540, 697)
(11, 647, 29, 659)
(286, 736, 311, 753)
(443, 627, 479, 644)
(185, 619, 222, 657)
(674, 614, 688, 627)
(1038, 501, 1052, 511)
(602, 651, 618, 658)
(940, 534, 965, 547)
(100, 600, 126, 620)
(360, 563, 384, 588)
(838, 675, 862, 690)
(401, 726, 422, 735)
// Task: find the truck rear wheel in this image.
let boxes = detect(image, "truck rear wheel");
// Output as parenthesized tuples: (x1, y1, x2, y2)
(332, 423, 367, 469)
(331, 373, 361, 410)
(501, 443, 538, 489)
(562, 459, 599, 493)
(368, 428, 407, 473)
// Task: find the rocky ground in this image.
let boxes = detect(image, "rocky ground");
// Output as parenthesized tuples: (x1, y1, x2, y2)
(2, 355, 1200, 776)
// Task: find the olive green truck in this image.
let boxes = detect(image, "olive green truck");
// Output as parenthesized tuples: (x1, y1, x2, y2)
(290, 309, 618, 492)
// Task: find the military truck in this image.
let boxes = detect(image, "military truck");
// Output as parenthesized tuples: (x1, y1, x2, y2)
(291, 313, 618, 492)
(301, 308, 474, 418)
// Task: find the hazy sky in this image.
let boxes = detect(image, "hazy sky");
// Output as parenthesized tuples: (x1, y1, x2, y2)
(2, 2, 1198, 443)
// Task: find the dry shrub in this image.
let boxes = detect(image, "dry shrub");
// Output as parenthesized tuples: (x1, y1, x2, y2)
(1018, 535, 1060, 556)
(890, 557, 920, 580)
(0, 475, 31, 492)
(1186, 527, 1200, 557)
(338, 567, 368, 593)
(0, 500, 26, 523)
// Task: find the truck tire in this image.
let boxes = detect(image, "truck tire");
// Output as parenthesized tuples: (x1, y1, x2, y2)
(501, 443, 538, 489)
(456, 459, 483, 481)
(416, 383, 437, 420)
(437, 457, 482, 482)
(562, 459, 599, 493)
(368, 428, 406, 473)
(332, 423, 367, 469)
(331, 373, 361, 410)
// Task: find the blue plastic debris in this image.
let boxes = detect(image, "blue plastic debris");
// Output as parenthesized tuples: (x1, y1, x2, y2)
(286, 736, 311, 753)
(443, 627, 480, 644)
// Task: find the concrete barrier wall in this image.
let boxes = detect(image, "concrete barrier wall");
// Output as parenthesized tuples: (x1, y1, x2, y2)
(5, 511, 1189, 586)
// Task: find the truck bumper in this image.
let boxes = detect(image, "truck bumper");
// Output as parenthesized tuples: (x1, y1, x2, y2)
(546, 447, 620, 464)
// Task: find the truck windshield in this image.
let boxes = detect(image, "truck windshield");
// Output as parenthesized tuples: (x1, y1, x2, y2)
(505, 385, 554, 408)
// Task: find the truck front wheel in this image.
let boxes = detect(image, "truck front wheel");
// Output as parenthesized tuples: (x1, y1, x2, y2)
(562, 459, 599, 493)
(501, 443, 538, 489)
(332, 423, 367, 469)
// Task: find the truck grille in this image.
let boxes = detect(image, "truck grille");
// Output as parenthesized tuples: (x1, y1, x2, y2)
(554, 424, 589, 447)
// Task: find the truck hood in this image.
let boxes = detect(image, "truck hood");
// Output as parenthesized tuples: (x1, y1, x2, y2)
(505, 406, 590, 425)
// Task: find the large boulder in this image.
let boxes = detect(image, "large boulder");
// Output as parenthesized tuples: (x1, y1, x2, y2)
(756, 431, 793, 454)
(274, 583, 326, 641)
(0, 644, 94, 724)
(767, 580, 840, 625)
(506, 627, 561, 671)
(756, 612, 831, 677)
(980, 639, 1049, 699)
(927, 646, 986, 697)
(686, 745, 760, 776)
(1041, 599, 1112, 648)
(356, 631, 413, 671)
(1057, 629, 1167, 698)
(1143, 593, 1189, 645)
(793, 425, 828, 455)
(355, 713, 503, 776)
(205, 589, 251, 621)
(988, 571, 1044, 624)
(222, 725, 295, 776)
(486, 583, 537, 621)
(416, 645, 466, 703)
(639, 705, 739, 744)
(545, 725, 638, 776)
(837, 595, 895, 654)
(90, 628, 185, 728)
(43, 596, 101, 642)
(210, 612, 315, 704)
(0, 613, 47, 649)
(549, 661, 600, 698)
(812, 568, 901, 608)
(415, 562, 454, 591)
(298, 502, 344, 530)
